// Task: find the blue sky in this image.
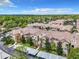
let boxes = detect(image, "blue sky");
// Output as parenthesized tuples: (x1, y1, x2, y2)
(0, 0, 79, 14)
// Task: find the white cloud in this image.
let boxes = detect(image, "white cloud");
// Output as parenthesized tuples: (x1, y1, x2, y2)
(0, 0, 16, 7)
(20, 8, 79, 15)
(0, 8, 79, 14)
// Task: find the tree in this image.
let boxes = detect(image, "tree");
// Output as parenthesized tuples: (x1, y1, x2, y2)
(1, 36, 15, 45)
(27, 37, 34, 46)
(45, 38, 52, 52)
(51, 41, 56, 51)
(57, 42, 63, 56)
(21, 35, 26, 44)
(68, 48, 79, 59)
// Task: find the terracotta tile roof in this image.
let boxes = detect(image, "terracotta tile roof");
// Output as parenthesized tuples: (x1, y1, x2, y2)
(10, 20, 79, 47)
(61, 25, 73, 31)
(11, 27, 72, 42)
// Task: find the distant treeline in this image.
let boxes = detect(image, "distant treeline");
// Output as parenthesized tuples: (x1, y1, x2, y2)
(0, 15, 79, 30)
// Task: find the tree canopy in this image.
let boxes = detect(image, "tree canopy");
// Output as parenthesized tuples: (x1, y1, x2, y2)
(0, 15, 79, 30)
(68, 48, 79, 59)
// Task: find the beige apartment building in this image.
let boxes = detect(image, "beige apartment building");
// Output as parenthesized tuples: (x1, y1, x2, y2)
(10, 20, 79, 55)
